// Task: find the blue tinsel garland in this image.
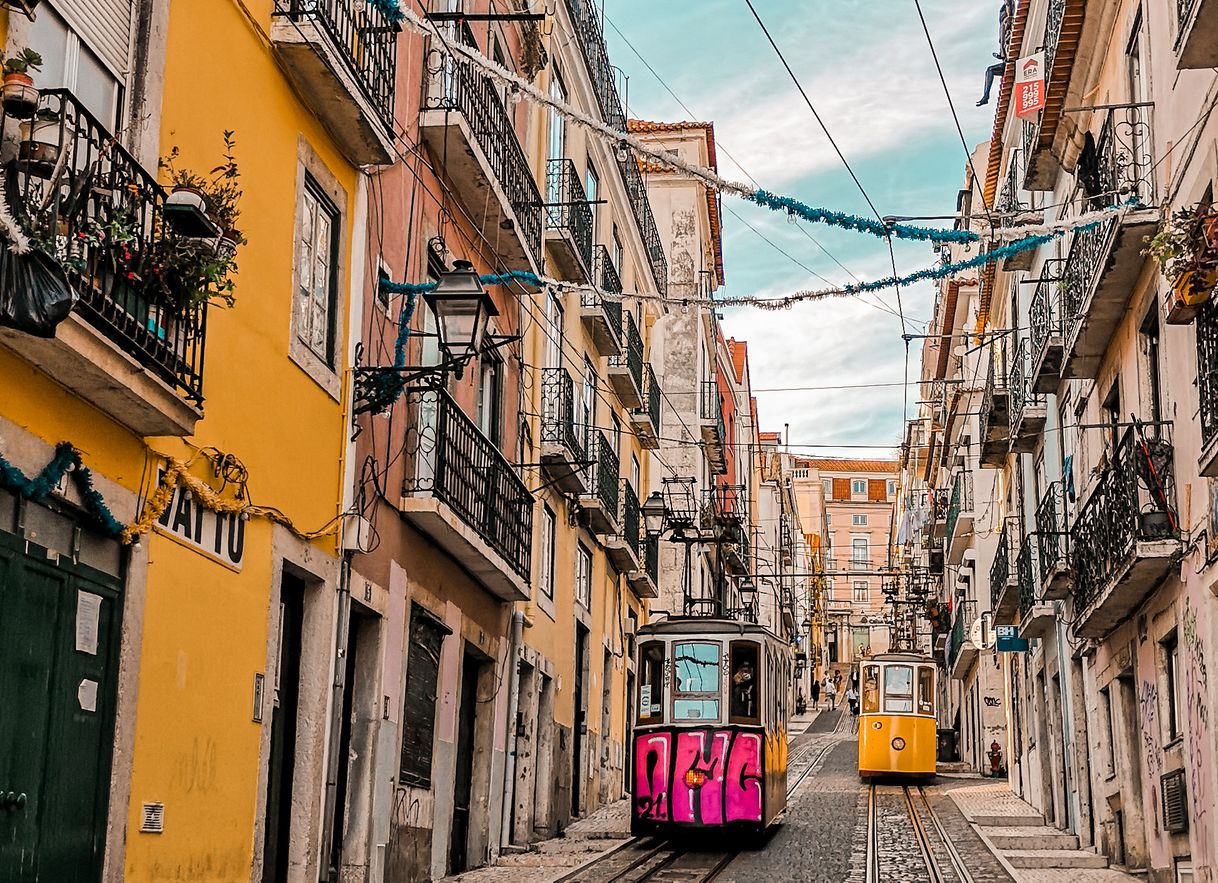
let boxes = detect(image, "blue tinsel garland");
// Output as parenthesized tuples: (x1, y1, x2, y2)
(748, 190, 980, 245)
(368, 0, 404, 24)
(0, 442, 126, 539)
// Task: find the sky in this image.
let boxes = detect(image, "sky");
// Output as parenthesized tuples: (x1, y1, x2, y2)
(602, 0, 1002, 457)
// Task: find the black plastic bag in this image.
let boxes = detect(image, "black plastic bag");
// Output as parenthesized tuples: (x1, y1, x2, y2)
(0, 245, 74, 337)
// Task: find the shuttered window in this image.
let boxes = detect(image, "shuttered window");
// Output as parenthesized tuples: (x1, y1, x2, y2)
(50, 0, 134, 77)
(400, 607, 449, 787)
(868, 479, 887, 501)
(832, 478, 850, 501)
(1161, 769, 1188, 833)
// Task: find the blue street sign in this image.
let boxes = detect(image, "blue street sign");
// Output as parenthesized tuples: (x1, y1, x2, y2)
(996, 635, 1030, 652)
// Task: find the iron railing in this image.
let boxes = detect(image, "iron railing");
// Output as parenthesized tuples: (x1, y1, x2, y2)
(1009, 337, 1043, 435)
(1022, 0, 1066, 161)
(610, 311, 643, 391)
(1017, 541, 1037, 617)
(402, 386, 533, 580)
(3, 88, 207, 403)
(636, 362, 661, 431)
(947, 605, 969, 669)
(590, 243, 624, 331)
(618, 479, 640, 560)
(564, 0, 667, 295)
(997, 149, 1027, 214)
(588, 429, 620, 518)
(1177, 0, 1200, 47)
(945, 471, 974, 544)
(425, 48, 543, 267)
(1070, 426, 1178, 611)
(645, 532, 659, 584)
(1036, 481, 1067, 585)
(274, 0, 397, 126)
(540, 367, 585, 461)
(979, 342, 1007, 448)
(545, 157, 593, 270)
(1029, 259, 1064, 364)
(1198, 298, 1218, 452)
(931, 487, 950, 524)
(990, 518, 1015, 610)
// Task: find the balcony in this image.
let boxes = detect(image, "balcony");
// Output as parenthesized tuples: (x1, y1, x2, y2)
(271, 0, 397, 165)
(1017, 541, 1054, 639)
(399, 387, 533, 601)
(607, 311, 644, 409)
(605, 480, 641, 573)
(420, 42, 544, 273)
(931, 487, 949, 538)
(629, 363, 661, 448)
(1009, 338, 1046, 453)
(1035, 482, 1071, 601)
(0, 89, 205, 437)
(947, 606, 978, 681)
(979, 348, 1010, 467)
(1060, 104, 1159, 380)
(700, 379, 728, 474)
(1029, 260, 1066, 393)
(990, 518, 1020, 626)
(627, 534, 660, 599)
(540, 368, 590, 496)
(581, 245, 623, 357)
(704, 484, 750, 577)
(544, 158, 593, 280)
(1070, 427, 1181, 639)
(580, 430, 619, 535)
(566, 0, 668, 296)
(1176, 0, 1218, 68)
(1196, 298, 1218, 476)
(1022, 0, 1085, 191)
(945, 471, 974, 565)
(998, 150, 1035, 271)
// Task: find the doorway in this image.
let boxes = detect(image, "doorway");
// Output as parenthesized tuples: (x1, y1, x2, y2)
(450, 648, 484, 874)
(263, 572, 305, 883)
(572, 625, 589, 817)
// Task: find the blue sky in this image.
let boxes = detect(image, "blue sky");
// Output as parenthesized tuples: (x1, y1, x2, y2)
(603, 0, 1001, 455)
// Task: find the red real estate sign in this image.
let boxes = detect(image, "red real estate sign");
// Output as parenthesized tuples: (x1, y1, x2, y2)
(1014, 52, 1046, 119)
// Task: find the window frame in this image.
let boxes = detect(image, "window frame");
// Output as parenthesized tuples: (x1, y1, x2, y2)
(852, 580, 869, 602)
(538, 504, 556, 600)
(399, 605, 451, 787)
(1162, 631, 1181, 742)
(671, 639, 722, 722)
(576, 542, 593, 608)
(851, 478, 867, 496)
(881, 664, 915, 714)
(638, 640, 666, 722)
(728, 640, 761, 725)
(852, 514, 868, 526)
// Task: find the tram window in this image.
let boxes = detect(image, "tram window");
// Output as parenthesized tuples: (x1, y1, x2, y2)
(883, 665, 915, 713)
(917, 666, 935, 715)
(862, 665, 880, 713)
(672, 641, 721, 721)
(639, 641, 665, 721)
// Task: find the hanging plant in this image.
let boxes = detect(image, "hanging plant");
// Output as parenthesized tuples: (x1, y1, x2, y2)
(1146, 204, 1218, 322)
(2, 47, 42, 119)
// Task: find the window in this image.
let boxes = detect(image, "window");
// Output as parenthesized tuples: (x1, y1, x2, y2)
(729, 641, 760, 723)
(631, 455, 641, 492)
(882, 665, 914, 713)
(638, 641, 665, 721)
(610, 412, 622, 461)
(852, 514, 868, 526)
(1163, 631, 1181, 741)
(672, 641, 721, 721)
(826, 513, 832, 525)
(30, 4, 123, 128)
(547, 71, 566, 161)
(476, 354, 502, 446)
(851, 537, 869, 567)
(581, 358, 597, 448)
(545, 291, 564, 370)
(822, 478, 832, 500)
(887, 479, 897, 497)
(851, 479, 867, 495)
(853, 580, 868, 602)
(861, 664, 880, 713)
(585, 159, 600, 239)
(917, 666, 935, 715)
(296, 179, 340, 364)
(1101, 686, 1116, 775)
(538, 505, 556, 600)
(400, 606, 449, 786)
(576, 543, 593, 607)
(613, 225, 624, 272)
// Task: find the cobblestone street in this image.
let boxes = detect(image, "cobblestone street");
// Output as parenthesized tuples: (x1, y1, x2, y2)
(445, 710, 1138, 883)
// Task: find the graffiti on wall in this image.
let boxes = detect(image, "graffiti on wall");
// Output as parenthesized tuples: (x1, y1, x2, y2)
(1182, 597, 1212, 858)
(1137, 680, 1161, 779)
(633, 728, 764, 825)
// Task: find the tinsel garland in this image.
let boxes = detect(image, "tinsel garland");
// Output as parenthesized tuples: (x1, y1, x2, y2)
(0, 442, 125, 538)
(749, 190, 978, 245)
(367, 0, 404, 24)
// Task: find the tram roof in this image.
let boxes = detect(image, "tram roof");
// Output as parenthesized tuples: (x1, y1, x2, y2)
(637, 616, 783, 641)
(862, 652, 937, 664)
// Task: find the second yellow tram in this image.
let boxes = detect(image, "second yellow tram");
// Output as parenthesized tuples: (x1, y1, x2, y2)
(857, 653, 938, 778)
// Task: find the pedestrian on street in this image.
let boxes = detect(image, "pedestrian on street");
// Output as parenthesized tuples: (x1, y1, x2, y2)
(810, 677, 821, 710)
(825, 677, 838, 711)
(846, 686, 860, 718)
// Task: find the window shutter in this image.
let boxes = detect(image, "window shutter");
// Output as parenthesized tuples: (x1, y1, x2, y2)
(832, 478, 850, 500)
(53, 0, 134, 77)
(400, 608, 449, 787)
(1161, 769, 1188, 833)
(868, 479, 887, 501)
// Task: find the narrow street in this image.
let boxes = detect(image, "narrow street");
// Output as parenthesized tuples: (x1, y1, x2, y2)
(449, 710, 1134, 883)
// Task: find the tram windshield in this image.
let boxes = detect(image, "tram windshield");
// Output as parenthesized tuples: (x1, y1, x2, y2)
(673, 641, 721, 721)
(861, 664, 880, 713)
(882, 665, 914, 713)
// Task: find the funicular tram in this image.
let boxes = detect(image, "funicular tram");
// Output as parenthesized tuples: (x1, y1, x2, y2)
(631, 617, 791, 836)
(856, 652, 938, 778)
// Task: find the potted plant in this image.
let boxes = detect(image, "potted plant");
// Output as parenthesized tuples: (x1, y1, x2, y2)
(18, 106, 62, 175)
(2, 47, 42, 119)
(202, 131, 246, 262)
(1146, 206, 1218, 324)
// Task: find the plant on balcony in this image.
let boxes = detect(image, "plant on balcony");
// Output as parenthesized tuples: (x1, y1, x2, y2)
(2, 48, 42, 119)
(1145, 204, 1218, 322)
(18, 107, 62, 175)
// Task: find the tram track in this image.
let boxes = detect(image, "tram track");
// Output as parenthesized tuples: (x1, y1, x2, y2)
(865, 783, 974, 883)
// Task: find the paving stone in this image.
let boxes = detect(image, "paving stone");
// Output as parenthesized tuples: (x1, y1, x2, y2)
(980, 826, 1080, 851)
(1004, 849, 1110, 870)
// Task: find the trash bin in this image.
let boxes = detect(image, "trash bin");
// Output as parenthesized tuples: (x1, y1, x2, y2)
(936, 728, 959, 763)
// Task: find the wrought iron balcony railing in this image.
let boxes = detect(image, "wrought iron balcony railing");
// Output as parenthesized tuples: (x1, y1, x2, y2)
(609, 310, 643, 390)
(618, 479, 641, 560)
(540, 367, 585, 462)
(997, 149, 1027, 214)
(402, 386, 533, 580)
(1036, 481, 1067, 585)
(1070, 426, 1178, 612)
(1009, 337, 1045, 448)
(945, 471, 973, 545)
(947, 605, 969, 669)
(645, 532, 659, 583)
(1196, 298, 1218, 454)
(591, 244, 624, 324)
(426, 51, 543, 267)
(2, 88, 206, 403)
(1179, 0, 1200, 39)
(1017, 540, 1037, 618)
(545, 157, 594, 270)
(565, 0, 667, 295)
(274, 0, 398, 126)
(634, 362, 661, 433)
(589, 428, 620, 519)
(989, 518, 1015, 611)
(1029, 260, 1064, 370)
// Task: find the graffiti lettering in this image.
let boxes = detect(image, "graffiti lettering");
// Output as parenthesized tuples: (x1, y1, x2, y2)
(633, 728, 764, 826)
(1138, 680, 1161, 778)
(983, 696, 1002, 708)
(1182, 598, 1212, 860)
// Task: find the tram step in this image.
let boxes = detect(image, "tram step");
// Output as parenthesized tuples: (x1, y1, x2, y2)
(1004, 849, 1109, 869)
(982, 827, 1081, 850)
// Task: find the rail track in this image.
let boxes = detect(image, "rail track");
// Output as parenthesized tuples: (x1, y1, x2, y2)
(865, 783, 974, 883)
(559, 715, 845, 883)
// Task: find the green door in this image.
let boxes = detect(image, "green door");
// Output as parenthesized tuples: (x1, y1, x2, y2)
(0, 525, 123, 882)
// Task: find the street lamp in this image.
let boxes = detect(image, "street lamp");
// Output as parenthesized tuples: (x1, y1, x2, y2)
(423, 260, 498, 375)
(642, 491, 667, 538)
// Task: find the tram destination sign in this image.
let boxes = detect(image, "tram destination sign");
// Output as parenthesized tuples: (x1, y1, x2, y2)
(994, 625, 1028, 653)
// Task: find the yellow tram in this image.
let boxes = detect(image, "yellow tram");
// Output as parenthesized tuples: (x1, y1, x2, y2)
(857, 652, 938, 778)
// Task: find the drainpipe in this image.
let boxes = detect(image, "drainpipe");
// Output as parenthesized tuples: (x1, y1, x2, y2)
(499, 608, 526, 850)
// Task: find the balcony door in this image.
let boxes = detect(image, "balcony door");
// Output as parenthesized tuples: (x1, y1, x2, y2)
(547, 72, 567, 212)
(30, 1, 126, 129)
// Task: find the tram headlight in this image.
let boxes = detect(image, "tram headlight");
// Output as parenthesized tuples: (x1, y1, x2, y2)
(891, 737, 907, 751)
(684, 769, 708, 788)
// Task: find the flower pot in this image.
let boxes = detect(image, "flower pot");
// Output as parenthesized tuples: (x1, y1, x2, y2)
(17, 116, 62, 176)
(164, 187, 220, 238)
(2, 71, 38, 119)
(1138, 510, 1174, 540)
(213, 229, 240, 262)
